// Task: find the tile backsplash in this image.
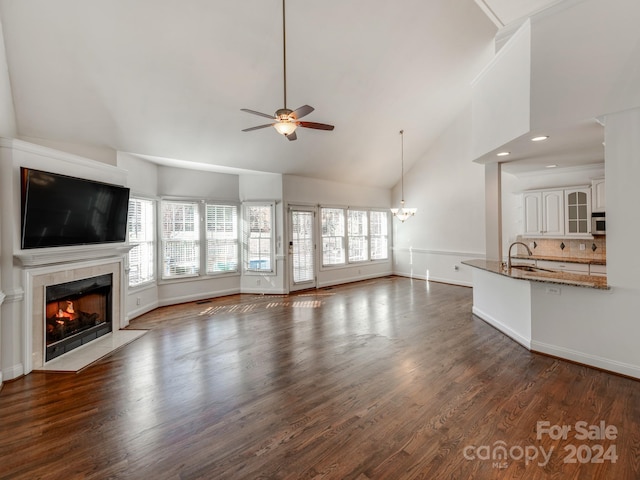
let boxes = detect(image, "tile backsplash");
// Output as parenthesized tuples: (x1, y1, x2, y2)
(515, 236, 606, 262)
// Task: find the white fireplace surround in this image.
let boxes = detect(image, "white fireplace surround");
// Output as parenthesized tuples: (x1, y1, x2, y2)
(21, 253, 128, 373)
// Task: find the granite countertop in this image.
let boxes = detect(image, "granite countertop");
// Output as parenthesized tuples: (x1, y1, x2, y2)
(462, 259, 610, 290)
(512, 254, 606, 265)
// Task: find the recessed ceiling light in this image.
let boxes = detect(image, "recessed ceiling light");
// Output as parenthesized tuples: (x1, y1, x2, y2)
(546, 164, 558, 168)
(531, 135, 549, 142)
(497, 151, 510, 157)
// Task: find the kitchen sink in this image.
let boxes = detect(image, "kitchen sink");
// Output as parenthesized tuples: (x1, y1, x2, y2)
(510, 265, 557, 273)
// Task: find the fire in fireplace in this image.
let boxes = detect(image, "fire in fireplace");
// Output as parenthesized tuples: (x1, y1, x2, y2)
(45, 274, 113, 361)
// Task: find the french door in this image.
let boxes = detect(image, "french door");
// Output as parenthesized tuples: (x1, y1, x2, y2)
(289, 206, 317, 291)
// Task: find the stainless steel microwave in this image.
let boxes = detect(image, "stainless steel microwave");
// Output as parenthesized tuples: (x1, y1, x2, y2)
(592, 212, 606, 235)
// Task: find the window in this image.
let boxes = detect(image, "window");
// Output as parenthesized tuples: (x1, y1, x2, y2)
(206, 204, 238, 273)
(244, 203, 274, 272)
(128, 197, 155, 286)
(370, 211, 389, 260)
(321, 208, 346, 266)
(348, 209, 369, 262)
(321, 207, 389, 266)
(161, 201, 199, 279)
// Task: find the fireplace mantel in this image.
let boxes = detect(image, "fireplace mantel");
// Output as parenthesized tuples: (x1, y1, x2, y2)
(15, 244, 134, 268)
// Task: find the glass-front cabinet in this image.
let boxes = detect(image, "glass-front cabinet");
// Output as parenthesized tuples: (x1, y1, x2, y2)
(564, 188, 591, 236)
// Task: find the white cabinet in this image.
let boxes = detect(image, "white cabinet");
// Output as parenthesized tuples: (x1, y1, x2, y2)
(564, 188, 591, 236)
(522, 190, 564, 236)
(523, 192, 542, 236)
(522, 186, 593, 238)
(592, 179, 606, 212)
(537, 260, 589, 274)
(589, 264, 607, 277)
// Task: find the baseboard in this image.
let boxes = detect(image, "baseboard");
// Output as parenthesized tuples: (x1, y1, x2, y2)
(316, 271, 393, 289)
(531, 340, 640, 380)
(158, 288, 241, 307)
(241, 288, 288, 295)
(126, 301, 160, 322)
(472, 306, 531, 349)
(2, 362, 25, 382)
(394, 272, 473, 288)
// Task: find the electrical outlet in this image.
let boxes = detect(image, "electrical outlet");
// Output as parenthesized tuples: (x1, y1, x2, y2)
(545, 286, 561, 295)
(529, 242, 535, 250)
(579, 243, 586, 251)
(256, 278, 261, 286)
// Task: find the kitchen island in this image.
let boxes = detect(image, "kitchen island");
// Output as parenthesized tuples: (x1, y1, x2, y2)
(461, 259, 619, 373)
(462, 259, 609, 290)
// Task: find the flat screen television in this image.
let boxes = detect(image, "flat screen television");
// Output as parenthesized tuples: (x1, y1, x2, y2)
(20, 167, 130, 249)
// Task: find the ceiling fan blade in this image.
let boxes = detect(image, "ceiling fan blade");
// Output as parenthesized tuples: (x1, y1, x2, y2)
(299, 121, 335, 131)
(241, 108, 276, 120)
(292, 105, 314, 119)
(286, 131, 297, 141)
(242, 123, 274, 132)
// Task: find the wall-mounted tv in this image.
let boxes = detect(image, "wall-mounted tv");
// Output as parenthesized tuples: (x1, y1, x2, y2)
(20, 167, 130, 249)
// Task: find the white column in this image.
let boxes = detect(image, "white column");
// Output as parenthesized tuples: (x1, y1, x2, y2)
(604, 107, 640, 290)
(485, 162, 502, 261)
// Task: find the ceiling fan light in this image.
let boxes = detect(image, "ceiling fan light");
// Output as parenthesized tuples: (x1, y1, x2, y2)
(273, 121, 297, 136)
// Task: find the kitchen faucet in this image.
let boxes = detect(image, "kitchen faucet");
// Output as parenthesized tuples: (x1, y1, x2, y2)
(508, 242, 533, 269)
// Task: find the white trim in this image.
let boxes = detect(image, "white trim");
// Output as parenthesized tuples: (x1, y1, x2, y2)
(392, 247, 485, 258)
(472, 306, 532, 349)
(2, 363, 24, 382)
(126, 301, 160, 322)
(472, 19, 531, 86)
(474, 0, 504, 28)
(394, 272, 473, 288)
(531, 340, 640, 379)
(235, 287, 287, 295)
(0, 137, 125, 176)
(0, 288, 24, 303)
(317, 271, 393, 289)
(15, 244, 133, 267)
(157, 288, 241, 307)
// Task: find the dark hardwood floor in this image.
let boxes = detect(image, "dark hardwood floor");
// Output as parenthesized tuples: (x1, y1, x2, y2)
(1, 276, 639, 479)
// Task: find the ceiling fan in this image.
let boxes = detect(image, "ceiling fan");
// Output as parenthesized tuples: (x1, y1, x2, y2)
(241, 0, 334, 141)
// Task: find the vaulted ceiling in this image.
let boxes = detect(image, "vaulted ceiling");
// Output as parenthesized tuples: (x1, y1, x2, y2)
(0, 0, 564, 188)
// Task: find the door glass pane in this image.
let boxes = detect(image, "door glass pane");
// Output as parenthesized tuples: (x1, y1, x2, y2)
(292, 211, 314, 283)
(568, 205, 577, 220)
(569, 220, 577, 233)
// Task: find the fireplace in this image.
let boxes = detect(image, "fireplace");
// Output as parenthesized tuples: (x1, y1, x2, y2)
(45, 274, 113, 361)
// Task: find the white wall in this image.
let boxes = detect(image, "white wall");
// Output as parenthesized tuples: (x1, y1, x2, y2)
(283, 175, 390, 209)
(0, 13, 14, 386)
(0, 13, 16, 138)
(159, 166, 239, 200)
(530, 0, 640, 130)
(393, 106, 486, 287)
(471, 20, 531, 159)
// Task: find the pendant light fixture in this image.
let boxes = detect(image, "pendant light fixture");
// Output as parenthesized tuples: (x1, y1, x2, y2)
(390, 130, 417, 222)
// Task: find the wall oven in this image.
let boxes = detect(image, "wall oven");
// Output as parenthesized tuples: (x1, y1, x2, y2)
(591, 212, 606, 235)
